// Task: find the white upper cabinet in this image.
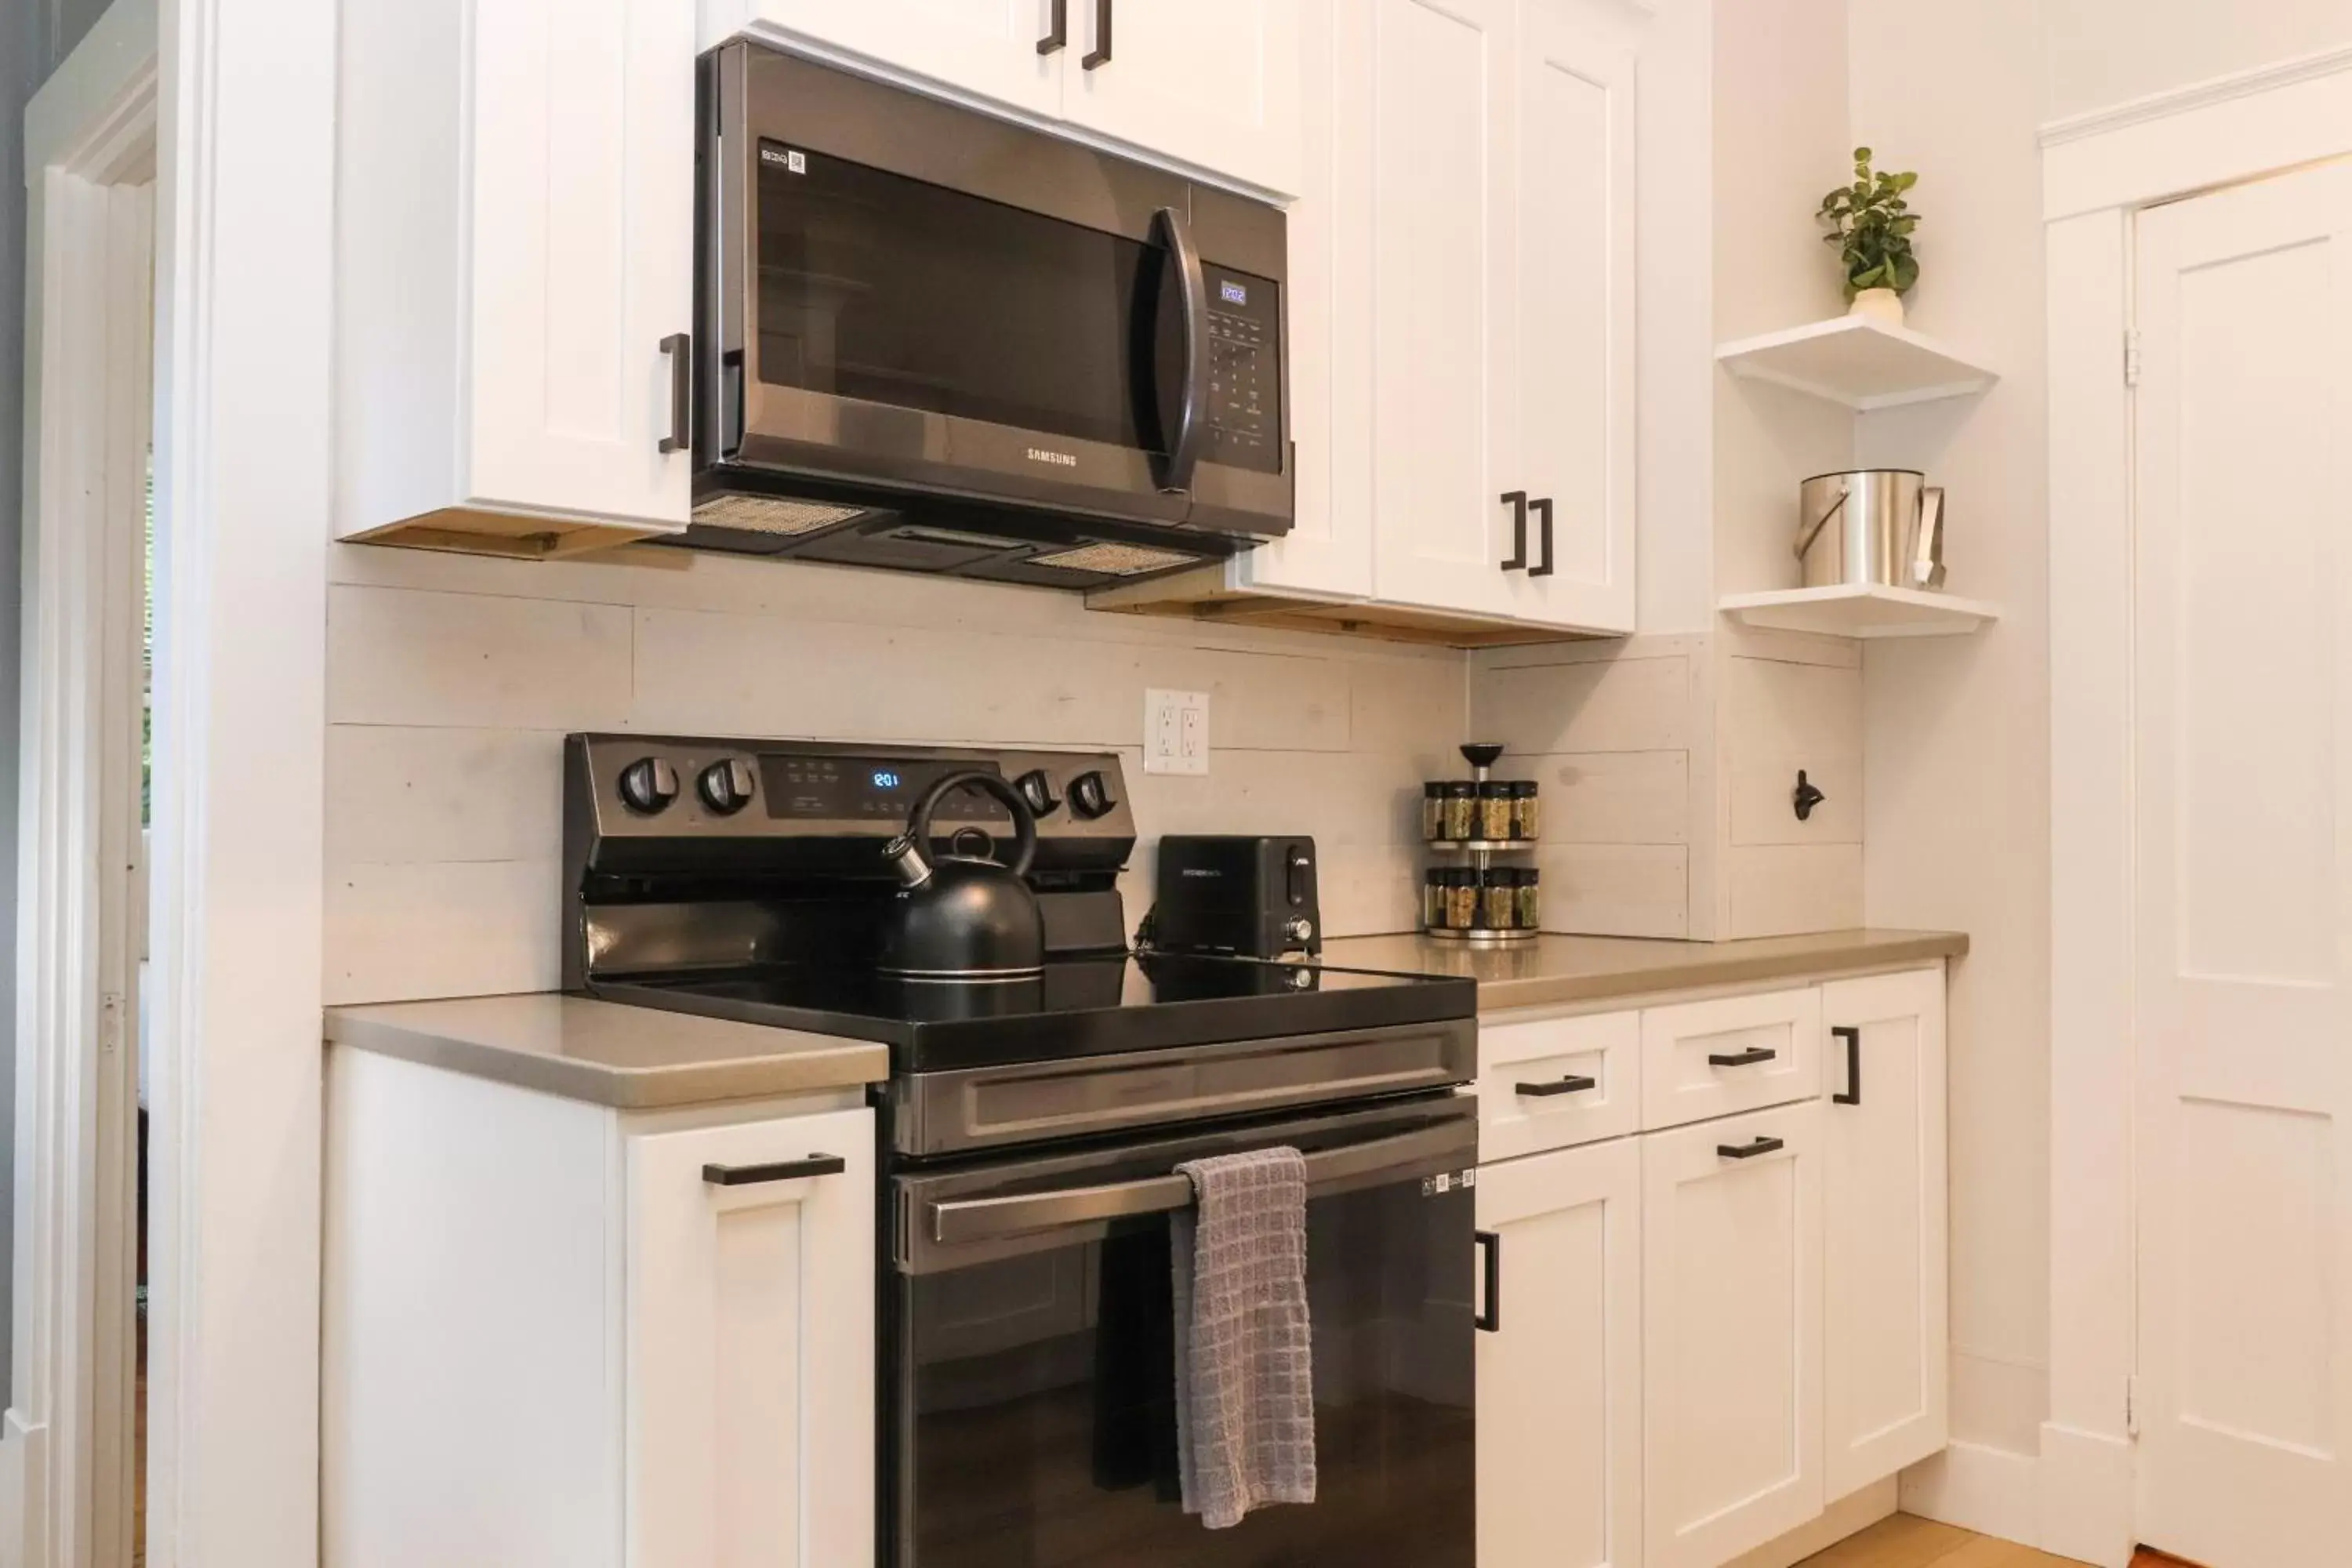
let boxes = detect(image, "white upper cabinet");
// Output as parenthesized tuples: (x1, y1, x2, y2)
(706, 0, 1301, 195)
(336, 0, 695, 550)
(1062, 0, 1303, 198)
(717, 0, 1067, 119)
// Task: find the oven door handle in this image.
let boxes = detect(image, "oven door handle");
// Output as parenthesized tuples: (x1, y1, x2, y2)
(1151, 204, 1210, 496)
(927, 1120, 1468, 1247)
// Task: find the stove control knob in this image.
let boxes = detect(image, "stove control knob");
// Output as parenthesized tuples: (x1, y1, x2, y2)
(1284, 916, 1316, 946)
(1069, 769, 1118, 820)
(1014, 768, 1062, 818)
(618, 757, 680, 815)
(698, 757, 758, 815)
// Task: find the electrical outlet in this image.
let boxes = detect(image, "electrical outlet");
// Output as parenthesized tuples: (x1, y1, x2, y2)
(1144, 689, 1210, 775)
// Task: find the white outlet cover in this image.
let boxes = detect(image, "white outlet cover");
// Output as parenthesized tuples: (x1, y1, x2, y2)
(1144, 688, 1210, 775)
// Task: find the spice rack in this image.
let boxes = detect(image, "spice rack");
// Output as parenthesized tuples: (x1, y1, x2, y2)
(1421, 742, 1541, 946)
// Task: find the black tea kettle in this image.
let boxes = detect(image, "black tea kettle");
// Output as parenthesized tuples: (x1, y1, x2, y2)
(878, 771, 1046, 981)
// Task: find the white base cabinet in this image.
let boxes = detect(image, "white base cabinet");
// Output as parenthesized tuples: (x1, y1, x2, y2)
(1473, 965, 1947, 1568)
(323, 1048, 873, 1568)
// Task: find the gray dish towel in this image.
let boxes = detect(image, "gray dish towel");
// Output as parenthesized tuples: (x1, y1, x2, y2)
(1170, 1145, 1317, 1530)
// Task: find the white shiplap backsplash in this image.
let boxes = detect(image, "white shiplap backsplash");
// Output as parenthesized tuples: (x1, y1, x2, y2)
(323, 542, 1469, 1005)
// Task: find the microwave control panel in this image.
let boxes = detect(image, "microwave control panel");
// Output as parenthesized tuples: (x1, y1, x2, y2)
(1201, 264, 1283, 475)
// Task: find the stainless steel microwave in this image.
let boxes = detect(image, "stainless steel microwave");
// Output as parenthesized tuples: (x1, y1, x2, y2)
(684, 42, 1293, 590)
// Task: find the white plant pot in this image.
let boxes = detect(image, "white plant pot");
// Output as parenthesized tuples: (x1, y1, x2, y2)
(1849, 287, 1905, 327)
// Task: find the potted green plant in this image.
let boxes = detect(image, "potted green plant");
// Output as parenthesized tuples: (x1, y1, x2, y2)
(1817, 147, 1919, 326)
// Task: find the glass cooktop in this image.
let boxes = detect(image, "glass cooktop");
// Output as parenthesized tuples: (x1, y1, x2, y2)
(588, 951, 1474, 1075)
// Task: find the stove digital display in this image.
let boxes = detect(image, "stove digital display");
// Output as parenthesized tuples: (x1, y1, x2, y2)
(757, 754, 1005, 824)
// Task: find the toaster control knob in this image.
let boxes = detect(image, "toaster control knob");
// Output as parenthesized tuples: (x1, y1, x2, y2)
(618, 757, 680, 815)
(1069, 769, 1118, 820)
(698, 757, 758, 815)
(1014, 768, 1062, 818)
(1285, 916, 1316, 946)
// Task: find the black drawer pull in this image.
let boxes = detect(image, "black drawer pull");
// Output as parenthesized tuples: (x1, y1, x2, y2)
(1832, 1025, 1862, 1105)
(1707, 1046, 1777, 1068)
(1083, 0, 1112, 67)
(702, 1154, 847, 1187)
(1038, 0, 1067, 53)
(1515, 1075, 1597, 1098)
(1475, 1230, 1502, 1333)
(1717, 1137, 1784, 1161)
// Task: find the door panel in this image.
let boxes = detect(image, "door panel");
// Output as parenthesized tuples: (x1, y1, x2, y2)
(1504, 1, 1636, 633)
(729, 0, 1065, 119)
(2133, 160, 2352, 1566)
(627, 1108, 874, 1568)
(1062, 0, 1302, 195)
(1476, 1138, 1642, 1568)
(1821, 967, 1948, 1495)
(1367, 0, 1516, 622)
(1641, 1102, 1823, 1568)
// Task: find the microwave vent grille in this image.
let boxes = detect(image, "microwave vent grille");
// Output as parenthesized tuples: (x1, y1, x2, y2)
(691, 492, 868, 536)
(1026, 542, 1203, 578)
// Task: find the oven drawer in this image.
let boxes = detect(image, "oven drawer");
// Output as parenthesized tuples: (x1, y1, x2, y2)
(1639, 987, 1822, 1131)
(1476, 1009, 1639, 1160)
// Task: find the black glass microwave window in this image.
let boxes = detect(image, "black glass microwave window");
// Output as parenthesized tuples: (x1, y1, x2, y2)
(895, 1181, 1474, 1566)
(755, 140, 1281, 477)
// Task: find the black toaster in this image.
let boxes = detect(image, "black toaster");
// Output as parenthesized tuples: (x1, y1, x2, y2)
(1150, 836, 1321, 958)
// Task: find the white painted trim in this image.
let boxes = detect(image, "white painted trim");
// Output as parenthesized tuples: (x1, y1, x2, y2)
(2038, 1423, 2136, 1568)
(10, 9, 160, 1567)
(146, 0, 334, 1563)
(2042, 47, 2352, 219)
(1897, 1443, 2043, 1555)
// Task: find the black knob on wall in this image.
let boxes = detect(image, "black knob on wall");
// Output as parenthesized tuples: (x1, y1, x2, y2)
(699, 757, 758, 815)
(1792, 770, 1827, 822)
(619, 757, 680, 815)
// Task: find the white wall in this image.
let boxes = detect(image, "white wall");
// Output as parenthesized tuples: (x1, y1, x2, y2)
(321, 546, 1466, 1004)
(2044, 0, 2352, 119)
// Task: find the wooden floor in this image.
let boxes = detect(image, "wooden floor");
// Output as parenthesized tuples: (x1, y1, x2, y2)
(1797, 1514, 2187, 1568)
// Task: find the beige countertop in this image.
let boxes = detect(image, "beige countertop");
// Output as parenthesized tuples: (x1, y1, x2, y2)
(1317, 928, 1969, 1012)
(324, 993, 890, 1110)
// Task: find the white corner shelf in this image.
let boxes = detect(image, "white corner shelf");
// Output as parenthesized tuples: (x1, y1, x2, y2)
(1715, 316, 1999, 411)
(1718, 584, 2000, 640)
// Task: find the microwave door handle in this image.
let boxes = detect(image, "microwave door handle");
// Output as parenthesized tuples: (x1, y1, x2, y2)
(927, 1119, 1470, 1247)
(1152, 205, 1210, 495)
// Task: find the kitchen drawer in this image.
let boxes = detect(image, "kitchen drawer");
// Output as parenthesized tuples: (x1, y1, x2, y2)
(1639, 987, 1821, 1131)
(1478, 1010, 1640, 1160)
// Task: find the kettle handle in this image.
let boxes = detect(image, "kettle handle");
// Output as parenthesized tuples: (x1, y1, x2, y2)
(903, 770, 1039, 877)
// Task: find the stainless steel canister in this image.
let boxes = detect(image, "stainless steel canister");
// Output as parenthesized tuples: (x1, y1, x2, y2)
(1795, 469, 1947, 590)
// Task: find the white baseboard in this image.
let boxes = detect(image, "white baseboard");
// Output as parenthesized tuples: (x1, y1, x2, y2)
(1900, 1439, 2042, 1548)
(2037, 1421, 2135, 1568)
(0, 1410, 49, 1568)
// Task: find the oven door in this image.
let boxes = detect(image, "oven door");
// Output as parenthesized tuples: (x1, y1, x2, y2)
(885, 1096, 1478, 1568)
(703, 42, 1291, 539)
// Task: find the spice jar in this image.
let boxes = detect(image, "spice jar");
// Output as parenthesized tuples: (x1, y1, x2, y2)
(1482, 869, 1517, 931)
(1516, 867, 1541, 931)
(1478, 781, 1515, 842)
(1446, 868, 1480, 930)
(1422, 782, 1447, 841)
(1512, 780, 1541, 841)
(1423, 867, 1447, 929)
(1442, 781, 1479, 841)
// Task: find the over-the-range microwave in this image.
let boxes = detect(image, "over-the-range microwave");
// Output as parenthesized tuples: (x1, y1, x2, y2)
(681, 42, 1293, 590)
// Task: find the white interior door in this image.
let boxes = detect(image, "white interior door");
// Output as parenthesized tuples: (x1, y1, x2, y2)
(1366, 0, 1518, 622)
(1476, 1138, 1642, 1568)
(1061, 0, 1301, 195)
(2132, 159, 2352, 1567)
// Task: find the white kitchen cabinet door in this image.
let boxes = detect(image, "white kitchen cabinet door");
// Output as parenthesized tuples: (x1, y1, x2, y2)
(1500, 0, 1636, 634)
(1366, 0, 1519, 623)
(1820, 967, 1948, 1498)
(1060, 0, 1303, 196)
(1642, 1102, 1824, 1568)
(707, 0, 1065, 120)
(627, 1108, 875, 1568)
(1478, 1138, 1642, 1568)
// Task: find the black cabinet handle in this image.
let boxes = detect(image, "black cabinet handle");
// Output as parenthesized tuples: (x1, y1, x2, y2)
(1499, 491, 1529, 571)
(1515, 1075, 1597, 1098)
(1529, 496, 1555, 577)
(1038, 0, 1067, 53)
(702, 1154, 847, 1187)
(1475, 1229, 1502, 1332)
(659, 333, 692, 455)
(1707, 1046, 1777, 1068)
(1717, 1136, 1784, 1160)
(1832, 1025, 1862, 1105)
(1083, 0, 1112, 67)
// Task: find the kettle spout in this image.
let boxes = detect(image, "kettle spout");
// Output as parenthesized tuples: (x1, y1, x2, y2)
(884, 833, 935, 889)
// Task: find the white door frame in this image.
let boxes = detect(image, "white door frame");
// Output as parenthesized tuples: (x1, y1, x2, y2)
(7, 6, 158, 1566)
(2042, 44, 2352, 1568)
